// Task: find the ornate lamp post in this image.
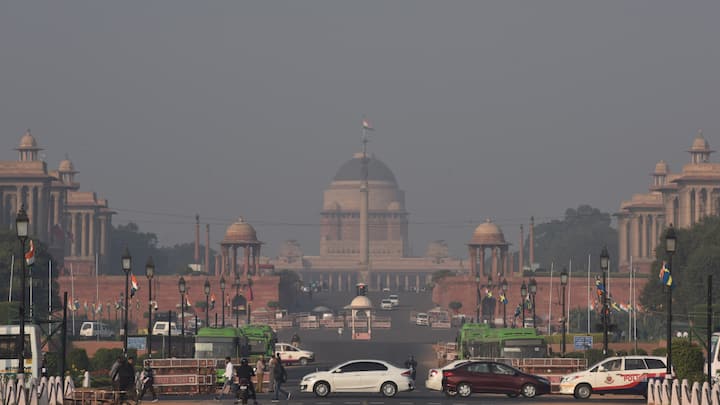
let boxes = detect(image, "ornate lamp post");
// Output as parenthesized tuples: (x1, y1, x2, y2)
(520, 281, 528, 328)
(121, 248, 132, 355)
(220, 276, 226, 327)
(665, 225, 677, 378)
(501, 279, 508, 328)
(475, 274, 481, 323)
(15, 207, 29, 374)
(528, 278, 537, 328)
(145, 257, 155, 358)
(204, 279, 211, 327)
(178, 276, 186, 340)
(560, 268, 569, 355)
(246, 278, 253, 325)
(600, 246, 610, 355)
(233, 275, 240, 327)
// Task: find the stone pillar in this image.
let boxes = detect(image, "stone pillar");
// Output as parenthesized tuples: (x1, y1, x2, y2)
(231, 245, 237, 276)
(630, 215, 639, 260)
(479, 247, 486, 277)
(205, 224, 211, 275)
(244, 246, 251, 276)
(328, 272, 334, 291)
(254, 244, 261, 275)
(639, 215, 646, 259)
(89, 211, 96, 256)
(386, 274, 391, 290)
(215, 255, 221, 278)
(491, 247, 498, 278)
(519, 225, 525, 272)
(337, 274, 342, 292)
(79, 212, 88, 257)
(416, 274, 420, 291)
(529, 216, 535, 267)
(395, 274, 400, 290)
(695, 188, 703, 222)
(502, 248, 508, 277)
(404, 275, 409, 291)
(469, 246, 477, 276)
(194, 215, 200, 264)
(27, 186, 35, 235)
(618, 217, 627, 266)
(681, 190, 692, 227)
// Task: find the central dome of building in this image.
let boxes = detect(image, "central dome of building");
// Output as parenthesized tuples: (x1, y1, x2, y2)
(332, 153, 397, 184)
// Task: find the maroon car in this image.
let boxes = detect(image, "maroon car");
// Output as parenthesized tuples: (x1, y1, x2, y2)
(442, 360, 551, 398)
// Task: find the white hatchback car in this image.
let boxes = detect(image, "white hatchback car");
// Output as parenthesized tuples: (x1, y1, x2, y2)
(559, 355, 668, 399)
(381, 299, 393, 310)
(424, 360, 469, 391)
(300, 359, 415, 397)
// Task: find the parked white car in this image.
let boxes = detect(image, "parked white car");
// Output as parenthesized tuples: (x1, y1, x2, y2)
(559, 355, 669, 399)
(416, 312, 429, 326)
(300, 359, 415, 397)
(424, 360, 469, 391)
(274, 342, 315, 365)
(380, 299, 393, 310)
(389, 294, 399, 306)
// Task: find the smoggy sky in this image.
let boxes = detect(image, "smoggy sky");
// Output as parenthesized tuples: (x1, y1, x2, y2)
(1, 1, 719, 259)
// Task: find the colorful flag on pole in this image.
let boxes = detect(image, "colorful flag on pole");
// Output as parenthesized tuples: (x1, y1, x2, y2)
(210, 293, 216, 310)
(25, 240, 35, 266)
(248, 283, 254, 301)
(595, 277, 606, 296)
(498, 293, 508, 305)
(130, 274, 139, 297)
(362, 119, 374, 131)
(514, 304, 521, 318)
(485, 289, 493, 299)
(658, 261, 673, 288)
(186, 296, 192, 307)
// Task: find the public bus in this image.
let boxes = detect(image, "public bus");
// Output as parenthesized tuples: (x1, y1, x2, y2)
(707, 332, 720, 382)
(457, 323, 547, 359)
(0, 324, 42, 379)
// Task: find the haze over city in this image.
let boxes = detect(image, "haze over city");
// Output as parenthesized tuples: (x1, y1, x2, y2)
(2, 1, 719, 257)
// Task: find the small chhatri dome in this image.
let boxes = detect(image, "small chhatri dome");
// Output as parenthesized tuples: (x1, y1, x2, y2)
(653, 160, 669, 174)
(470, 218, 507, 245)
(223, 217, 258, 243)
(349, 295, 373, 309)
(17, 129, 40, 149)
(690, 130, 712, 152)
(59, 157, 76, 172)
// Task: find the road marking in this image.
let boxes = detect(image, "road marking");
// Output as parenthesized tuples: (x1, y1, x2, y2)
(369, 402, 385, 405)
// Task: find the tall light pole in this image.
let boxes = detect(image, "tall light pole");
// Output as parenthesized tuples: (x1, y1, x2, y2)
(220, 276, 226, 327)
(233, 275, 240, 327)
(665, 225, 677, 378)
(121, 248, 132, 356)
(145, 257, 155, 358)
(178, 276, 186, 340)
(475, 274, 481, 323)
(528, 278, 537, 328)
(520, 282, 528, 328)
(600, 246, 610, 355)
(15, 206, 29, 374)
(204, 279, 211, 328)
(560, 268, 569, 356)
(501, 279, 508, 328)
(246, 278, 252, 325)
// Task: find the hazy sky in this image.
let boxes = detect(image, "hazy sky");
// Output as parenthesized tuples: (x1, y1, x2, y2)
(2, 1, 719, 259)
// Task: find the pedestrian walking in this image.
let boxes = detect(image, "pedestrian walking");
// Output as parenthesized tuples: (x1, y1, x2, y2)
(267, 353, 278, 393)
(110, 355, 123, 391)
(272, 353, 291, 401)
(118, 357, 137, 402)
(215, 357, 235, 400)
(138, 360, 159, 403)
(255, 355, 266, 393)
(404, 355, 417, 380)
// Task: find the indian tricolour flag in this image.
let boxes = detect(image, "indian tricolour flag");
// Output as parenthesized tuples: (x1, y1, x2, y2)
(362, 119, 374, 131)
(25, 239, 35, 266)
(130, 273, 139, 297)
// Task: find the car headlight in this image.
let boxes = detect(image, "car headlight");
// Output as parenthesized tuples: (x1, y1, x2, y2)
(561, 376, 578, 383)
(302, 376, 316, 382)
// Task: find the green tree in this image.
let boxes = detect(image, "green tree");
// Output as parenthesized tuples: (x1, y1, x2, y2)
(530, 205, 618, 272)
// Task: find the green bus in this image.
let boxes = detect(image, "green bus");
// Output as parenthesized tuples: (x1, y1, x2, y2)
(457, 323, 547, 359)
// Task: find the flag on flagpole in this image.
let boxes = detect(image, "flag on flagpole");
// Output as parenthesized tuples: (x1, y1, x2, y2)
(130, 274, 139, 297)
(498, 293, 508, 305)
(25, 240, 35, 266)
(595, 277, 606, 296)
(514, 304, 521, 318)
(485, 289, 493, 299)
(210, 293, 216, 310)
(362, 119, 374, 131)
(658, 261, 673, 288)
(186, 296, 192, 307)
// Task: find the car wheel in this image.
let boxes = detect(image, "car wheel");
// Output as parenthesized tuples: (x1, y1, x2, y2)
(313, 381, 330, 397)
(380, 381, 397, 397)
(521, 383, 537, 398)
(574, 383, 592, 399)
(506, 393, 519, 398)
(299, 358, 308, 366)
(457, 382, 472, 398)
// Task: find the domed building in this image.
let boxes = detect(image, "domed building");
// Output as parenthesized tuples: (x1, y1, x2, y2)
(320, 153, 409, 258)
(468, 219, 510, 278)
(617, 130, 720, 273)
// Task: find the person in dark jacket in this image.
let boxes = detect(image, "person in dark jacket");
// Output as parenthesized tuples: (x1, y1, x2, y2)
(272, 354, 291, 401)
(235, 358, 258, 405)
(118, 357, 137, 401)
(109, 356, 124, 391)
(404, 355, 417, 380)
(138, 361, 158, 402)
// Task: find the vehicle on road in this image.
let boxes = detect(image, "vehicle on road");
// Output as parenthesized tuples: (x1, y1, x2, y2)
(300, 359, 415, 398)
(559, 355, 668, 399)
(0, 324, 41, 379)
(389, 294, 399, 306)
(442, 360, 550, 398)
(152, 321, 181, 336)
(707, 332, 720, 383)
(380, 299, 393, 310)
(416, 313, 429, 326)
(456, 323, 546, 359)
(80, 321, 115, 338)
(275, 342, 314, 365)
(425, 360, 469, 391)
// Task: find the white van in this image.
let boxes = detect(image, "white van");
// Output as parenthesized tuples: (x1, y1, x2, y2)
(152, 321, 181, 336)
(559, 355, 668, 399)
(79, 322, 114, 338)
(416, 312, 429, 326)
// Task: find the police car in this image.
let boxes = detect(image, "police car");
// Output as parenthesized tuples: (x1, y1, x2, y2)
(559, 356, 669, 399)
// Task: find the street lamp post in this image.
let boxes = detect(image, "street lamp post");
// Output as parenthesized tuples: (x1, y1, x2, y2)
(665, 225, 677, 378)
(204, 279, 211, 328)
(220, 276, 226, 327)
(121, 248, 132, 356)
(600, 246, 610, 355)
(233, 275, 240, 327)
(560, 268, 569, 356)
(246, 278, 252, 325)
(528, 278, 537, 328)
(178, 276, 186, 342)
(501, 279, 508, 328)
(15, 207, 29, 375)
(145, 257, 155, 358)
(475, 274, 481, 323)
(520, 282, 528, 328)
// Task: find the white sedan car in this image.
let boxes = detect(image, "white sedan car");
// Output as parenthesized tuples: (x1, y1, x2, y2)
(300, 359, 415, 397)
(424, 360, 469, 391)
